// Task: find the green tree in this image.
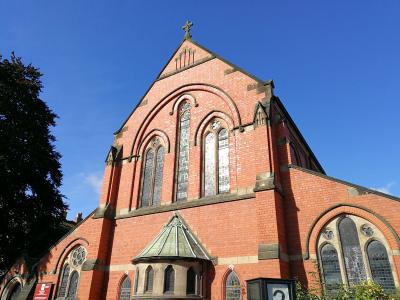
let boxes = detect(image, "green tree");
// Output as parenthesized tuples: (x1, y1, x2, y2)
(0, 53, 67, 272)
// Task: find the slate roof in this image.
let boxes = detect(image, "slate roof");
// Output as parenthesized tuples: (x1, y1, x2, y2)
(133, 213, 211, 262)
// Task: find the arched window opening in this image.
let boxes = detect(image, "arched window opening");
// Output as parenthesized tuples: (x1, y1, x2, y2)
(225, 271, 241, 300)
(338, 217, 366, 285)
(176, 102, 191, 202)
(144, 266, 154, 293)
(204, 120, 230, 196)
(134, 269, 139, 294)
(140, 137, 165, 207)
(318, 215, 396, 295)
(7, 282, 21, 300)
(367, 240, 396, 293)
(67, 271, 79, 299)
(119, 276, 131, 300)
(164, 265, 175, 294)
(289, 143, 300, 166)
(57, 264, 70, 297)
(56, 245, 87, 299)
(186, 267, 196, 295)
(320, 244, 342, 294)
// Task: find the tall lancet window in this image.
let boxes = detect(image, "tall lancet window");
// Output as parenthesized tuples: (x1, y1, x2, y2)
(140, 137, 165, 207)
(204, 120, 230, 197)
(176, 102, 191, 201)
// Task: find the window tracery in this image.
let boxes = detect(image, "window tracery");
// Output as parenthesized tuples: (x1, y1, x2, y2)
(318, 215, 396, 294)
(119, 276, 131, 300)
(56, 245, 87, 299)
(225, 271, 241, 300)
(203, 120, 230, 196)
(140, 137, 165, 207)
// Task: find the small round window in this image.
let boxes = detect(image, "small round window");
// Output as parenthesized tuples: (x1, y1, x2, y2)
(71, 246, 87, 267)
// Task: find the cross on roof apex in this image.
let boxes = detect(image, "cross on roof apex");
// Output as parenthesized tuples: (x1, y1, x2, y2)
(182, 20, 193, 40)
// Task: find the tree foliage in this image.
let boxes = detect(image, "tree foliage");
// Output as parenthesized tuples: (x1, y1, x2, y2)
(0, 53, 67, 272)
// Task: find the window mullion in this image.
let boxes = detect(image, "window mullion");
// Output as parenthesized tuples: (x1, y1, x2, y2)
(149, 147, 157, 206)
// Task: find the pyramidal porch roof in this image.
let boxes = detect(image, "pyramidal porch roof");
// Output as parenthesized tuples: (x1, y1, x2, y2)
(132, 213, 212, 263)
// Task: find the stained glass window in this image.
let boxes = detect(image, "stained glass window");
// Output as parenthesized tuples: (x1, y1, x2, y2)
(367, 240, 396, 293)
(164, 265, 175, 293)
(176, 103, 191, 201)
(218, 128, 230, 193)
(320, 244, 342, 294)
(204, 132, 216, 196)
(338, 217, 366, 285)
(140, 142, 165, 207)
(152, 147, 164, 206)
(119, 276, 131, 300)
(67, 271, 79, 299)
(58, 264, 70, 297)
(140, 149, 154, 207)
(145, 266, 154, 292)
(226, 272, 241, 300)
(203, 123, 230, 197)
(8, 283, 21, 300)
(186, 267, 196, 295)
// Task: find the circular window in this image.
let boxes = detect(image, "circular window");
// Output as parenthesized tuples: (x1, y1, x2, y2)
(71, 246, 87, 267)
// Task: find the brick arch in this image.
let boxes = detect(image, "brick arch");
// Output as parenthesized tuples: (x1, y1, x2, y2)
(194, 110, 235, 147)
(116, 273, 132, 300)
(53, 238, 89, 274)
(137, 129, 171, 157)
(129, 83, 242, 158)
(221, 267, 242, 300)
(169, 93, 198, 115)
(305, 203, 400, 259)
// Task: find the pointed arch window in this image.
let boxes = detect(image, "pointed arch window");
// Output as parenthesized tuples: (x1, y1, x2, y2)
(164, 265, 175, 294)
(225, 271, 241, 300)
(67, 271, 79, 299)
(134, 269, 139, 294)
(367, 240, 396, 292)
(318, 215, 397, 294)
(140, 138, 165, 207)
(119, 276, 131, 300)
(338, 217, 366, 285)
(56, 246, 87, 299)
(57, 264, 70, 297)
(320, 243, 342, 294)
(186, 267, 196, 295)
(144, 266, 154, 293)
(176, 102, 191, 202)
(204, 120, 230, 197)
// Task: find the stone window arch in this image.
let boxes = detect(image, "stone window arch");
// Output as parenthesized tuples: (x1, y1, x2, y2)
(1, 276, 22, 300)
(176, 101, 191, 202)
(203, 119, 230, 197)
(140, 137, 165, 207)
(144, 266, 154, 293)
(186, 267, 196, 295)
(164, 265, 175, 294)
(118, 276, 131, 300)
(225, 271, 241, 300)
(317, 215, 397, 294)
(56, 245, 87, 299)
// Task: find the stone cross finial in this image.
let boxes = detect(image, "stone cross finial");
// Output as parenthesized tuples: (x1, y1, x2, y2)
(182, 20, 193, 40)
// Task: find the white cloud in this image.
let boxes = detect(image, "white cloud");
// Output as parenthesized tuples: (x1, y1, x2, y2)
(371, 181, 396, 195)
(83, 172, 103, 194)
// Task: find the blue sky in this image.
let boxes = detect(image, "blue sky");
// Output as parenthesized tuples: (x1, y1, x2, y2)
(1, 1, 399, 219)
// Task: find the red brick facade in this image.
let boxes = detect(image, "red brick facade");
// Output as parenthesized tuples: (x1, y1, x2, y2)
(1, 36, 399, 300)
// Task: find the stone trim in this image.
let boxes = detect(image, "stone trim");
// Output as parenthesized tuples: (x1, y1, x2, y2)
(116, 192, 255, 219)
(288, 164, 400, 202)
(303, 203, 400, 260)
(254, 172, 275, 192)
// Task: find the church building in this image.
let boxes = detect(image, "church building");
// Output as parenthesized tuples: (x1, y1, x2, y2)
(1, 22, 399, 300)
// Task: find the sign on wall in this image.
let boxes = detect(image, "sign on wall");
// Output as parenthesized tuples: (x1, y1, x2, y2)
(33, 283, 53, 300)
(246, 278, 296, 300)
